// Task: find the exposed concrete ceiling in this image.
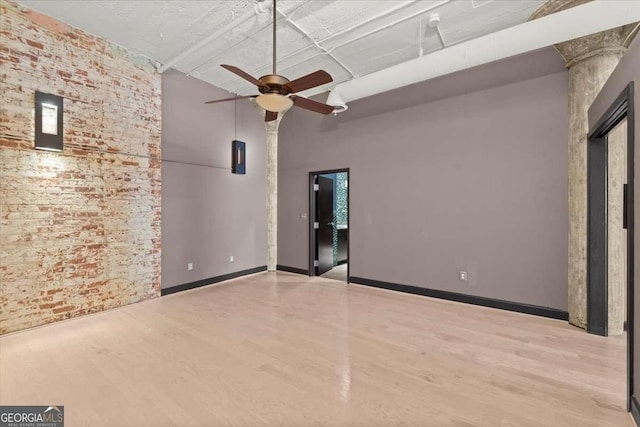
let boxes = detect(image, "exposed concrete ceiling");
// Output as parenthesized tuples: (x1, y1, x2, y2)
(17, 0, 544, 97)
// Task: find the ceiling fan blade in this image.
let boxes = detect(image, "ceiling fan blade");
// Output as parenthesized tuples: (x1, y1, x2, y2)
(291, 96, 335, 115)
(265, 111, 278, 122)
(221, 64, 267, 89)
(283, 70, 333, 94)
(204, 95, 255, 105)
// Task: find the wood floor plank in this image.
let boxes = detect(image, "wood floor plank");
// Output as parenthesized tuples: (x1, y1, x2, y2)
(0, 272, 634, 426)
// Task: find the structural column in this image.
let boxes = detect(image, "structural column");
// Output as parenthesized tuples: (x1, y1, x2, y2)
(531, 0, 638, 329)
(262, 111, 285, 271)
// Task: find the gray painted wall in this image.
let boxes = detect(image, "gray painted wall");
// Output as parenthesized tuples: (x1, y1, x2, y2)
(589, 35, 639, 401)
(278, 50, 569, 310)
(162, 71, 267, 289)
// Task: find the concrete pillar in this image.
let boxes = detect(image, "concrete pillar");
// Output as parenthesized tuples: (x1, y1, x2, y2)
(531, 0, 638, 329)
(256, 106, 286, 271)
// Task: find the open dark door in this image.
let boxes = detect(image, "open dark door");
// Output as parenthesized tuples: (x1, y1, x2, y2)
(587, 82, 634, 415)
(316, 176, 334, 275)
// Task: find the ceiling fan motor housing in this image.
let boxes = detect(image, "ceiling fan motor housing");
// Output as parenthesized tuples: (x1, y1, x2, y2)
(209, 0, 334, 117)
(259, 74, 291, 94)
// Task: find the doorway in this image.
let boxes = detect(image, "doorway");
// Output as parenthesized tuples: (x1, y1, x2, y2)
(309, 169, 349, 282)
(587, 83, 634, 411)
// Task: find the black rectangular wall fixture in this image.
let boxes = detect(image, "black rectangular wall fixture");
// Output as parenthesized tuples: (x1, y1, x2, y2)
(232, 140, 246, 174)
(34, 91, 63, 152)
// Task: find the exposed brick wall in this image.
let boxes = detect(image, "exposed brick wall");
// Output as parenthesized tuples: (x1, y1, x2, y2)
(0, 0, 161, 334)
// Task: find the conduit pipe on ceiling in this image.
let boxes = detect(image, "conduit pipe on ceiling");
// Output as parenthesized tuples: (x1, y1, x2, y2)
(221, 0, 428, 94)
(225, 0, 450, 94)
(258, 0, 425, 71)
(327, 0, 640, 112)
(322, 0, 452, 54)
(319, 0, 421, 47)
(157, 1, 269, 73)
(277, 9, 358, 78)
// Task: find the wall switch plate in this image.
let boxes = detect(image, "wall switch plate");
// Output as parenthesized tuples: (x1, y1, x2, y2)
(229, 256, 234, 263)
(459, 271, 468, 281)
(187, 262, 193, 271)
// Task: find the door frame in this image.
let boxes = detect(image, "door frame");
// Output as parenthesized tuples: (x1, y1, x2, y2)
(587, 82, 634, 411)
(308, 168, 350, 282)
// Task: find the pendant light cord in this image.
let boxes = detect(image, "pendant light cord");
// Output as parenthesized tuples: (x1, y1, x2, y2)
(234, 97, 237, 141)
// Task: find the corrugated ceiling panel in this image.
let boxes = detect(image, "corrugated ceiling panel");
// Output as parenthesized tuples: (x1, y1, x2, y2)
(17, 0, 547, 95)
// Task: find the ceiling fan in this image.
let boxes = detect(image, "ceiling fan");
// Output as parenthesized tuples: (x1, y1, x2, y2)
(205, 0, 335, 122)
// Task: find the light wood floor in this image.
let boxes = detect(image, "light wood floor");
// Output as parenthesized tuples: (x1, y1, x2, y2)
(0, 272, 633, 427)
(320, 263, 348, 282)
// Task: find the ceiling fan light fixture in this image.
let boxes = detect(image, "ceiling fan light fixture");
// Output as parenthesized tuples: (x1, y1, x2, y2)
(209, 0, 334, 118)
(256, 93, 293, 113)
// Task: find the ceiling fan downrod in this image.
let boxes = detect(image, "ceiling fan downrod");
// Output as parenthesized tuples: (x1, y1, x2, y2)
(272, 0, 277, 75)
(206, 0, 335, 118)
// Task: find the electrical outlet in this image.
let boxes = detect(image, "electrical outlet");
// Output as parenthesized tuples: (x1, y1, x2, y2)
(459, 271, 468, 281)
(187, 262, 193, 271)
(229, 256, 234, 263)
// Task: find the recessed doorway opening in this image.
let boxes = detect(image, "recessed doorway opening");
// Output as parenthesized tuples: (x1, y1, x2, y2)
(309, 169, 349, 282)
(587, 82, 634, 412)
